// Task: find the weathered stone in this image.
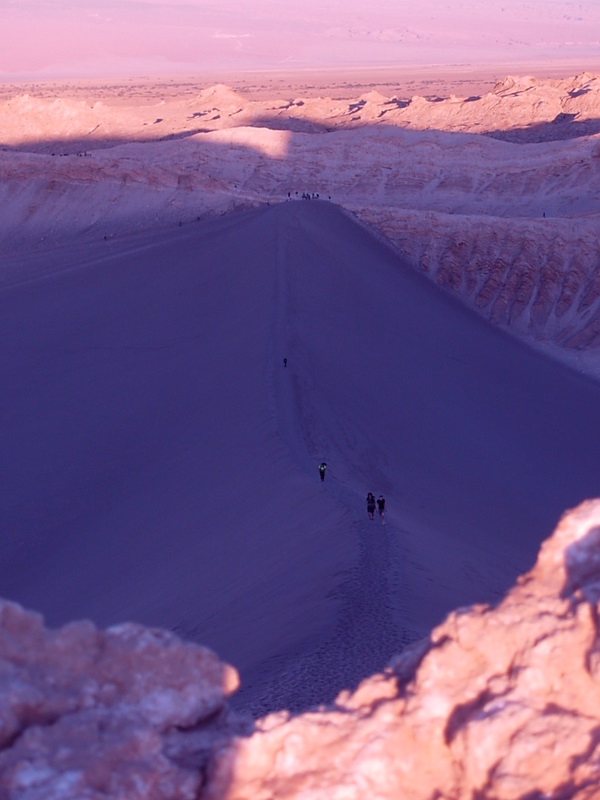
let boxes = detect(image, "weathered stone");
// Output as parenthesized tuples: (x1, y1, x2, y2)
(0, 603, 241, 800)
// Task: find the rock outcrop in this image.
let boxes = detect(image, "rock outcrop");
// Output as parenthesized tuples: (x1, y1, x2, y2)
(0, 607, 242, 799)
(4, 502, 600, 798)
(3, 73, 600, 147)
(208, 500, 600, 799)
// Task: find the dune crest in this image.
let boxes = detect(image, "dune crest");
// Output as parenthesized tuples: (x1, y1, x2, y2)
(2, 72, 600, 795)
(1, 73, 599, 374)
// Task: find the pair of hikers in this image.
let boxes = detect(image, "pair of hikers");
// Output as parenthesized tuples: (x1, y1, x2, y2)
(318, 466, 385, 521)
(367, 492, 385, 522)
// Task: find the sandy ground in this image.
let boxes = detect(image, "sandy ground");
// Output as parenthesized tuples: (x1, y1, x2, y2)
(2, 61, 600, 716)
(2, 201, 600, 717)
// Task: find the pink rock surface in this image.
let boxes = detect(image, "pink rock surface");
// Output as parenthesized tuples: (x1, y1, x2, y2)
(0, 604, 240, 799)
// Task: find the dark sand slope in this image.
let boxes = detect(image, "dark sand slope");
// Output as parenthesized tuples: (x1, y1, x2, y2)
(1, 201, 599, 713)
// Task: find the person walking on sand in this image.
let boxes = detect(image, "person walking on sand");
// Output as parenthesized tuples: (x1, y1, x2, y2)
(319, 462, 327, 482)
(377, 494, 385, 523)
(367, 492, 376, 520)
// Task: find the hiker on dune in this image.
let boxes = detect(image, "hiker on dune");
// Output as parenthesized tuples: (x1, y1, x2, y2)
(377, 494, 385, 523)
(367, 492, 376, 520)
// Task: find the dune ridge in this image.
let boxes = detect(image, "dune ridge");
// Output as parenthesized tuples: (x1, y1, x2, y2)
(2, 73, 600, 374)
(3, 200, 600, 713)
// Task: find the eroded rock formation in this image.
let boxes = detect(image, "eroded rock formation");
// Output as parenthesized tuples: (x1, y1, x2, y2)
(0, 607, 242, 799)
(4, 501, 600, 798)
(355, 207, 600, 353)
(3, 73, 600, 148)
(2, 74, 600, 370)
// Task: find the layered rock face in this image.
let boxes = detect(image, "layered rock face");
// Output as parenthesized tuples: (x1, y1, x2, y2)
(4, 502, 600, 798)
(355, 208, 600, 352)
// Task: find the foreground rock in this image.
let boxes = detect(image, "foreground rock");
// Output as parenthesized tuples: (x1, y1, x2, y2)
(209, 500, 600, 799)
(3, 501, 600, 798)
(0, 607, 242, 799)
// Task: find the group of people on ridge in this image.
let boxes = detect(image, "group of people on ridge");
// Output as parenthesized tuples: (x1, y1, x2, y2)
(366, 492, 385, 522)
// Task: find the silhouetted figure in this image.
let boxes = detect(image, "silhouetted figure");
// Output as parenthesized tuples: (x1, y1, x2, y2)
(367, 492, 376, 520)
(283, 358, 287, 368)
(319, 462, 327, 482)
(377, 495, 385, 523)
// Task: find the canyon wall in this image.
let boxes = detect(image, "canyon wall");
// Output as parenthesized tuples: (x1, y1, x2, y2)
(355, 207, 600, 351)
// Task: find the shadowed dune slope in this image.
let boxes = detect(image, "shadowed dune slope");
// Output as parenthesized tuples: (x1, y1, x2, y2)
(1, 201, 600, 712)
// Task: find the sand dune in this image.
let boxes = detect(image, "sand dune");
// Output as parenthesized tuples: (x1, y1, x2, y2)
(2, 73, 600, 372)
(2, 201, 600, 714)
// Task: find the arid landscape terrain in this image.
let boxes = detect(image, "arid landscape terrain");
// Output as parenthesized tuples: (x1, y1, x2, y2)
(2, 64, 600, 798)
(2, 66, 600, 370)
(0, 63, 578, 104)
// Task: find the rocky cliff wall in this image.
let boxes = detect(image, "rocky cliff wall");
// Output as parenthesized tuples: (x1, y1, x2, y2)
(354, 207, 600, 352)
